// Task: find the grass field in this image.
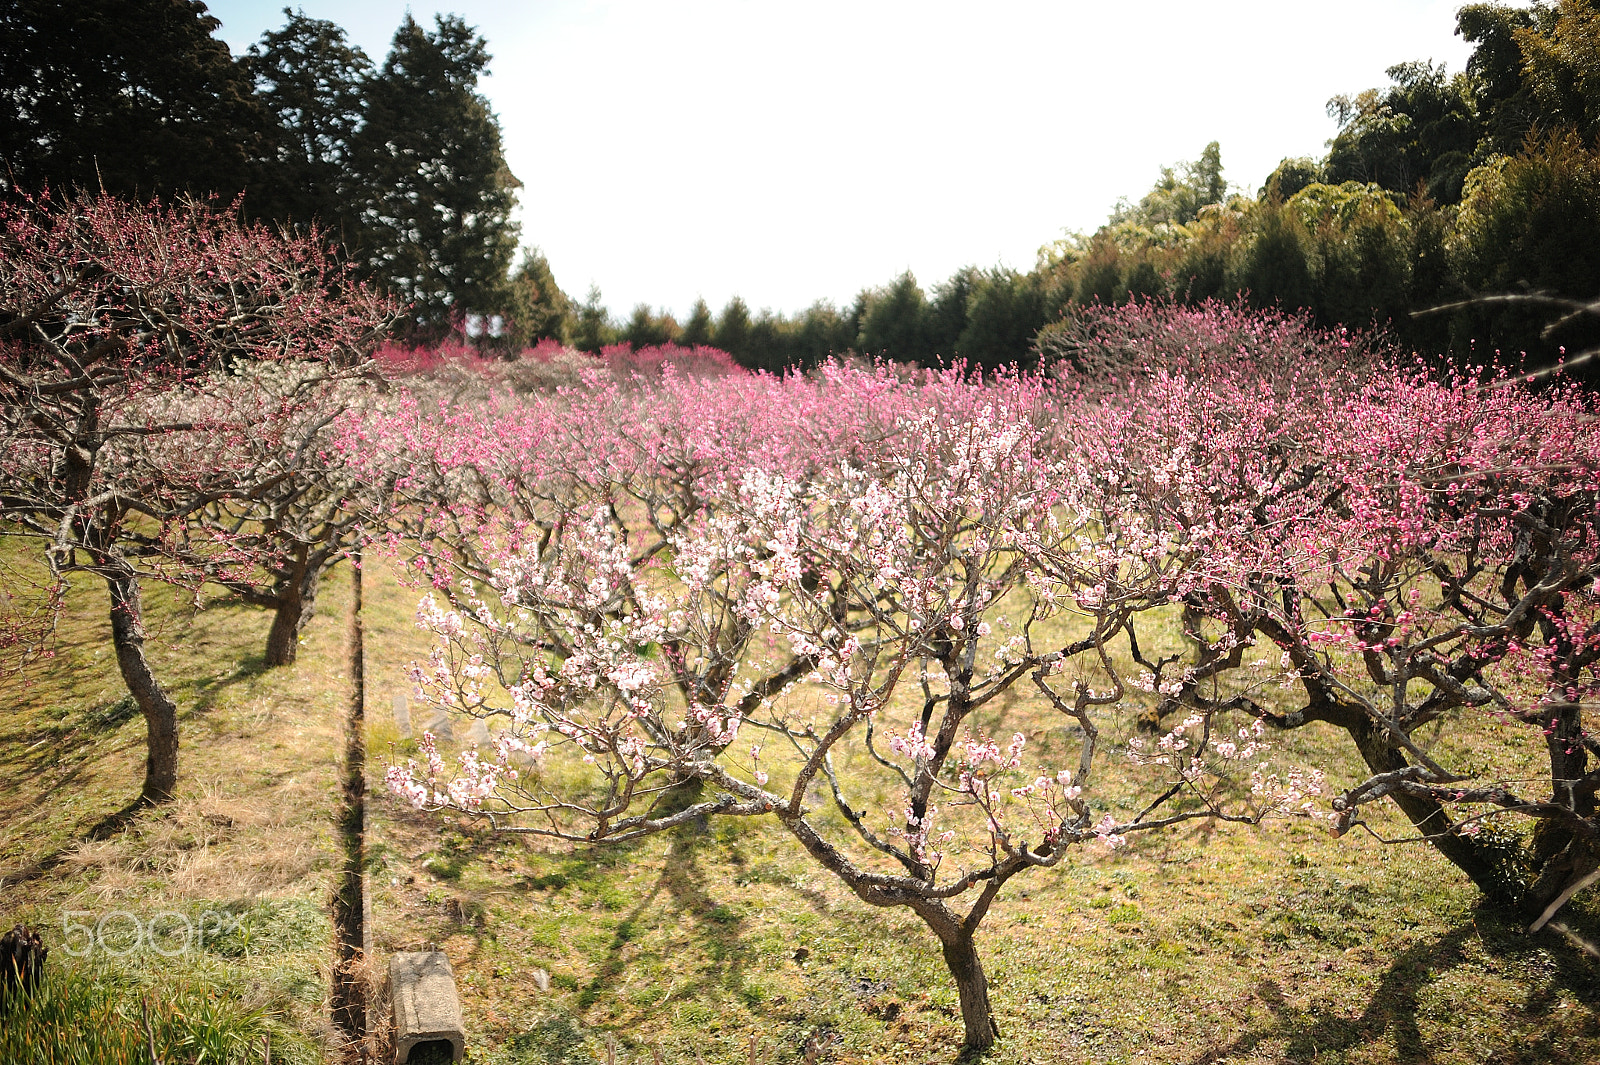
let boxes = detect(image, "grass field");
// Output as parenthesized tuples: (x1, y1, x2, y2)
(2, 545, 1597, 1064)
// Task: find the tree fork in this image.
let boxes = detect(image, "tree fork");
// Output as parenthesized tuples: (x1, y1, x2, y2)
(262, 551, 321, 667)
(941, 929, 1000, 1057)
(1347, 716, 1517, 905)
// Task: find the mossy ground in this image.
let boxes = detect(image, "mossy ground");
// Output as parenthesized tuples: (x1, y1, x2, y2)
(3, 542, 1597, 1063)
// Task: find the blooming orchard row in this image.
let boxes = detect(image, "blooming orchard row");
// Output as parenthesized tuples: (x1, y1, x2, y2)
(0, 190, 394, 802)
(2, 191, 1593, 1056)
(363, 307, 1598, 1053)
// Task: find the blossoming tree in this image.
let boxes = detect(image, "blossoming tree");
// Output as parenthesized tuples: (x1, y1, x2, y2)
(0, 190, 394, 803)
(380, 364, 1315, 1055)
(1046, 301, 1600, 922)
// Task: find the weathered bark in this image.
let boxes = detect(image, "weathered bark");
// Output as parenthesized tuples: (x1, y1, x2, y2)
(940, 929, 999, 1056)
(107, 574, 179, 805)
(262, 550, 322, 667)
(1524, 694, 1599, 912)
(1346, 716, 1514, 903)
(902, 897, 1000, 1057)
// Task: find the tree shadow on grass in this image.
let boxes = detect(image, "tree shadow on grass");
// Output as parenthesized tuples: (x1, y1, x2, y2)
(1187, 906, 1600, 1065)
(0, 653, 274, 878)
(575, 821, 756, 1017)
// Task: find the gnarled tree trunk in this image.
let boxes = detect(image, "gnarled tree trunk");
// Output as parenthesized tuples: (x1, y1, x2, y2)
(107, 573, 179, 804)
(1346, 716, 1513, 904)
(941, 929, 999, 1057)
(262, 546, 323, 667)
(908, 900, 999, 1057)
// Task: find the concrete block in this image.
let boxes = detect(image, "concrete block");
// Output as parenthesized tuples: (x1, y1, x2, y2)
(424, 707, 453, 742)
(389, 951, 465, 1063)
(393, 691, 412, 739)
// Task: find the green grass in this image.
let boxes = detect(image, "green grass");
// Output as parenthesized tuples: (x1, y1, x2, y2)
(0, 958, 279, 1065)
(0, 544, 406, 1063)
(4, 538, 1598, 1064)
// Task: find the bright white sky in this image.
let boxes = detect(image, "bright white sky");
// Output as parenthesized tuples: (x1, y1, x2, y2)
(208, 0, 1476, 321)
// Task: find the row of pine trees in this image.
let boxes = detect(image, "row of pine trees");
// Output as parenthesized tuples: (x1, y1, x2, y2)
(4, 2, 1598, 369)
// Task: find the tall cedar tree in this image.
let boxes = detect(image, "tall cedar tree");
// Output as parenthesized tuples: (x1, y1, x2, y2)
(503, 248, 571, 351)
(351, 14, 521, 341)
(0, 0, 262, 202)
(243, 9, 371, 241)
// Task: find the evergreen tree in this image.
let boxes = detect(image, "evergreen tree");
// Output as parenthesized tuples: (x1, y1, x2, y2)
(622, 304, 680, 349)
(1231, 197, 1315, 313)
(1452, 131, 1600, 365)
(744, 310, 785, 370)
(857, 272, 930, 360)
(793, 301, 854, 366)
(0, 0, 263, 201)
(501, 248, 570, 351)
(350, 14, 521, 339)
(679, 299, 715, 347)
(714, 297, 753, 360)
(958, 269, 1045, 372)
(243, 9, 371, 239)
(1324, 61, 1479, 204)
(1507, 0, 1600, 142)
(567, 285, 615, 353)
(1458, 2, 1550, 157)
(927, 267, 980, 360)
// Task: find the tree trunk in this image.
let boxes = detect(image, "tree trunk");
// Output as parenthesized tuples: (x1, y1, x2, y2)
(940, 930, 999, 1057)
(107, 573, 179, 804)
(1346, 717, 1514, 903)
(262, 547, 321, 667)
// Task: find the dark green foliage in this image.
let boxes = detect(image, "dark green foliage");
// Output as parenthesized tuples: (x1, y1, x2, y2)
(1517, 1, 1600, 137)
(741, 309, 785, 371)
(1463, 1, 1600, 154)
(1120, 257, 1166, 303)
(1403, 196, 1454, 317)
(957, 268, 1046, 371)
(504, 249, 572, 351)
(567, 286, 616, 353)
(1324, 60, 1479, 204)
(621, 304, 681, 350)
(1459, 2, 1540, 158)
(1286, 182, 1413, 328)
(0, 0, 263, 202)
(856, 272, 930, 360)
(926, 267, 979, 359)
(712, 296, 752, 357)
(242, 9, 371, 240)
(1261, 157, 1325, 200)
(1231, 197, 1315, 313)
(1449, 130, 1600, 366)
(1172, 236, 1230, 303)
(350, 13, 521, 340)
(790, 301, 857, 366)
(679, 299, 715, 347)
